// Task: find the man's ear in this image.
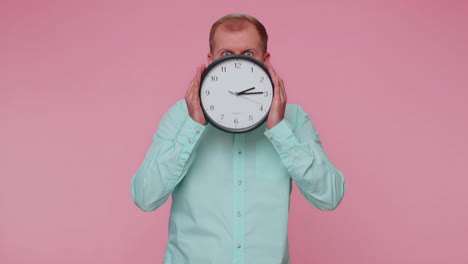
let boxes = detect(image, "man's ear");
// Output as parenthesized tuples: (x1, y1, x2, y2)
(207, 52, 213, 64)
(263, 52, 270, 64)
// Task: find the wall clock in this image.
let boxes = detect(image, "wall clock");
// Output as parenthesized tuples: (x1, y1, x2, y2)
(199, 55, 274, 133)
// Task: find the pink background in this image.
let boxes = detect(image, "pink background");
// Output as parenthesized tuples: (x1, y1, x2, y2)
(2, 1, 468, 263)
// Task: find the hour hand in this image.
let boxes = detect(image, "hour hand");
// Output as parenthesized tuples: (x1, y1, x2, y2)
(237, 87, 255, 95)
(229, 87, 255, 96)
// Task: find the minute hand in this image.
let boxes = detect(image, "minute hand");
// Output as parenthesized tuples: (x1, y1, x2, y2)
(239, 92, 264, 95)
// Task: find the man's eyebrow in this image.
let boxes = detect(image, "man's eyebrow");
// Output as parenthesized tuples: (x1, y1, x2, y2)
(217, 48, 258, 54)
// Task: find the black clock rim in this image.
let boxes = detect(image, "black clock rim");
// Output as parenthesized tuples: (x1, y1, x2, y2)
(199, 55, 275, 134)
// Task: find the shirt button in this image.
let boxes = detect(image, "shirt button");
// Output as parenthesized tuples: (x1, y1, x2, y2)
(276, 145, 282, 150)
(179, 162, 184, 167)
(237, 180, 242, 185)
(236, 243, 241, 248)
(189, 140, 193, 144)
(237, 149, 242, 154)
(268, 134, 273, 139)
(237, 211, 242, 216)
(195, 128, 200, 133)
(289, 168, 294, 173)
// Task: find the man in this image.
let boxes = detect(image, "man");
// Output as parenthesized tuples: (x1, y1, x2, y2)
(131, 13, 346, 264)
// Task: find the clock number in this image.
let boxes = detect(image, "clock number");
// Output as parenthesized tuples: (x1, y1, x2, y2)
(260, 76, 264, 83)
(211, 75, 218, 81)
(259, 105, 263, 111)
(205, 90, 210, 96)
(210, 105, 214, 111)
(264, 91, 268, 97)
(251, 67, 254, 72)
(249, 114, 253, 121)
(234, 118, 239, 124)
(221, 66, 226, 72)
(235, 62, 241, 69)
(220, 114, 224, 120)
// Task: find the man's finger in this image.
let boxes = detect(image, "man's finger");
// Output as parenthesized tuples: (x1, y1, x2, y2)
(280, 78, 286, 102)
(270, 65, 283, 101)
(186, 78, 193, 99)
(187, 65, 204, 100)
(267, 63, 277, 80)
(188, 77, 197, 99)
(194, 64, 206, 93)
(277, 78, 283, 102)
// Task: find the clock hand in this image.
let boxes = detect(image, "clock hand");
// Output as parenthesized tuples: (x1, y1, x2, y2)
(228, 87, 256, 96)
(239, 92, 263, 95)
(236, 87, 255, 95)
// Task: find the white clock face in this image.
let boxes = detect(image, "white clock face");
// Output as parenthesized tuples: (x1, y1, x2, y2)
(200, 56, 274, 133)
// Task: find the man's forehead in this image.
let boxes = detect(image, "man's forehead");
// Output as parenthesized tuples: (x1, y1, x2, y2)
(219, 18, 251, 31)
(214, 25, 261, 46)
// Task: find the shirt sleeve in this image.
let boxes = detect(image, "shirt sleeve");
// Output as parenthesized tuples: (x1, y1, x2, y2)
(264, 105, 346, 210)
(130, 100, 206, 211)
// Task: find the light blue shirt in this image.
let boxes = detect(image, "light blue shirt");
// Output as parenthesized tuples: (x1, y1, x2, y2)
(131, 100, 346, 264)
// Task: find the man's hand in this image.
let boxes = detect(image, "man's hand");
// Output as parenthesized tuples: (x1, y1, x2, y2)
(185, 64, 207, 125)
(265, 62, 287, 129)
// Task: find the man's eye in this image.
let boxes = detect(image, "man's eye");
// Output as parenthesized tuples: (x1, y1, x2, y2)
(222, 51, 231, 56)
(244, 51, 253, 56)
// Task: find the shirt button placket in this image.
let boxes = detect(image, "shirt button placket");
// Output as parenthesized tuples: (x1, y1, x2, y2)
(232, 133, 246, 262)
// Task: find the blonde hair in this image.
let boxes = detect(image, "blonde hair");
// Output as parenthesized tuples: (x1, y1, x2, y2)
(209, 13, 268, 53)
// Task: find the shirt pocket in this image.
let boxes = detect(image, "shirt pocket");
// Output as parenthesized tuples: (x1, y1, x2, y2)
(255, 138, 289, 180)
